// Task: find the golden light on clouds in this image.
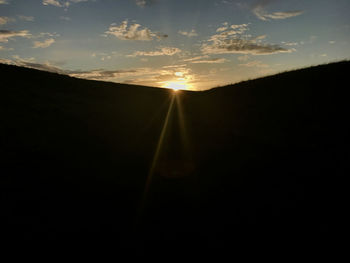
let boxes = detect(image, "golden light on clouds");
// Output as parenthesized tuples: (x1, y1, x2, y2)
(160, 70, 194, 91)
(174, 71, 184, 77)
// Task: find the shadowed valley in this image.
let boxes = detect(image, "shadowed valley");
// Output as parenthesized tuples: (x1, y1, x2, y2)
(1, 62, 349, 248)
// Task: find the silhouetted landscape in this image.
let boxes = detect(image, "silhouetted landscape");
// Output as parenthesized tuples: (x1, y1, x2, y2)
(1, 61, 349, 249)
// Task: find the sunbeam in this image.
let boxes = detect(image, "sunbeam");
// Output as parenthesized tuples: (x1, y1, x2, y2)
(175, 93, 192, 158)
(140, 93, 176, 212)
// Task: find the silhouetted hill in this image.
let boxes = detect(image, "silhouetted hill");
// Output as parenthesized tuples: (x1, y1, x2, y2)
(1, 62, 348, 250)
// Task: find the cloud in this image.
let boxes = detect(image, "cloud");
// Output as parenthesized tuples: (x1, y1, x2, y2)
(69, 69, 140, 80)
(18, 15, 35, 22)
(201, 23, 293, 55)
(91, 51, 120, 61)
(178, 29, 198, 37)
(106, 20, 167, 41)
(0, 0, 9, 4)
(183, 55, 228, 64)
(0, 45, 13, 51)
(0, 16, 15, 25)
(42, 0, 89, 8)
(0, 58, 13, 64)
(136, 0, 146, 7)
(135, 0, 156, 8)
(238, 55, 250, 61)
(282, 41, 299, 46)
(1, 56, 199, 89)
(0, 15, 33, 25)
(0, 30, 31, 42)
(252, 0, 303, 21)
(1, 56, 137, 78)
(33, 38, 55, 48)
(1, 55, 65, 73)
(183, 55, 209, 62)
(202, 39, 291, 55)
(128, 47, 181, 57)
(42, 0, 63, 7)
(191, 58, 228, 64)
(261, 11, 304, 20)
(39, 32, 60, 38)
(70, 65, 196, 89)
(60, 16, 71, 21)
(216, 22, 229, 32)
(17, 61, 64, 73)
(239, 60, 269, 68)
(162, 64, 187, 69)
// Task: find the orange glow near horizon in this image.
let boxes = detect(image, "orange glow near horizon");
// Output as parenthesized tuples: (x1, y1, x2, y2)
(162, 80, 193, 91)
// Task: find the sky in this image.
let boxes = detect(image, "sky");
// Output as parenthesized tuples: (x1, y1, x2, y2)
(0, 0, 349, 90)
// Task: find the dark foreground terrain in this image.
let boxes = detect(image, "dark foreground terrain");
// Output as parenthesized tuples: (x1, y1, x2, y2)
(1, 62, 348, 250)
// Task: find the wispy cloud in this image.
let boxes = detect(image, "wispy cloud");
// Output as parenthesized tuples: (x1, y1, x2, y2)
(18, 15, 35, 22)
(0, 30, 31, 42)
(128, 47, 181, 57)
(60, 16, 71, 21)
(191, 58, 228, 64)
(0, 0, 9, 4)
(42, 0, 64, 7)
(0, 58, 13, 64)
(106, 20, 167, 41)
(178, 29, 198, 37)
(0, 15, 33, 25)
(239, 60, 269, 68)
(91, 51, 120, 61)
(70, 65, 196, 89)
(1, 55, 65, 73)
(201, 23, 293, 55)
(1, 56, 200, 89)
(42, 0, 89, 8)
(216, 22, 229, 32)
(69, 69, 140, 80)
(238, 55, 250, 61)
(0, 45, 13, 51)
(135, 0, 156, 8)
(33, 38, 55, 48)
(0, 16, 15, 25)
(183, 55, 228, 64)
(282, 41, 299, 46)
(252, 0, 304, 21)
(183, 55, 209, 62)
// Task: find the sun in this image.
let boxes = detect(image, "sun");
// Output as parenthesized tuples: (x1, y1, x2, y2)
(162, 80, 193, 91)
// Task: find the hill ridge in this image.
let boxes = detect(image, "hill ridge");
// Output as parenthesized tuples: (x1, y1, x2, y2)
(0, 60, 348, 245)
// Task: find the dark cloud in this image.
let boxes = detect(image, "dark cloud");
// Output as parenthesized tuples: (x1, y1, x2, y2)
(202, 39, 291, 55)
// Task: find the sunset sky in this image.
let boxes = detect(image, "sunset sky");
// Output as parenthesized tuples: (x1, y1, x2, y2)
(1, 0, 349, 90)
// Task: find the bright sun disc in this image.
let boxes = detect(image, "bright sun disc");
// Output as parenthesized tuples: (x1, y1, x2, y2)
(163, 80, 191, 91)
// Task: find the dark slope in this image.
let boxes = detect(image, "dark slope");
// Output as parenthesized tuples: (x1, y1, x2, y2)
(1, 62, 349, 249)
